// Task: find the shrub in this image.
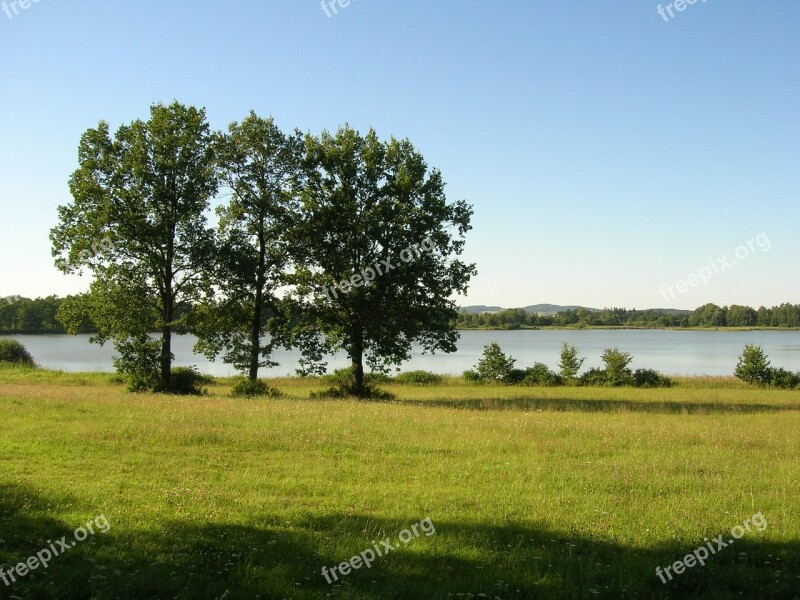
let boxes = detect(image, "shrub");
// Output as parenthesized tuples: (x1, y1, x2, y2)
(475, 342, 516, 383)
(768, 367, 800, 390)
(395, 370, 443, 385)
(734, 344, 772, 386)
(112, 335, 162, 392)
(462, 369, 481, 382)
(310, 383, 395, 401)
(155, 366, 210, 395)
(633, 368, 672, 388)
(506, 368, 528, 384)
(321, 367, 391, 386)
(520, 362, 562, 386)
(559, 342, 584, 381)
(231, 378, 284, 398)
(601, 348, 634, 387)
(0, 339, 35, 366)
(579, 367, 608, 387)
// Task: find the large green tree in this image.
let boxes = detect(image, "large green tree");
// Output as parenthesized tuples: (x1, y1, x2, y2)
(288, 126, 476, 395)
(192, 112, 301, 380)
(51, 101, 217, 390)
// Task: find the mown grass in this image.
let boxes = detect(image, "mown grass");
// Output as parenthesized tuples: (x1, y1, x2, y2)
(0, 366, 798, 599)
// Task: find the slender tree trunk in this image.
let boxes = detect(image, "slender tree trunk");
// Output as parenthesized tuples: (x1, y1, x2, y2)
(248, 296, 262, 381)
(351, 324, 364, 395)
(161, 247, 174, 388)
(249, 232, 267, 381)
(161, 323, 172, 386)
(161, 286, 173, 388)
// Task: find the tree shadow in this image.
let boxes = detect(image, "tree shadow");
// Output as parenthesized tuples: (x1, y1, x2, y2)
(1, 483, 797, 599)
(396, 396, 800, 414)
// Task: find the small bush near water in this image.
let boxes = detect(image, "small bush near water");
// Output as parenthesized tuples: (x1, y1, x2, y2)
(467, 342, 673, 388)
(161, 366, 211, 395)
(231, 378, 284, 398)
(395, 370, 443, 385)
(0, 339, 35, 366)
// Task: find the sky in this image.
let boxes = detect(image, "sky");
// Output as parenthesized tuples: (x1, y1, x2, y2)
(1, 0, 798, 311)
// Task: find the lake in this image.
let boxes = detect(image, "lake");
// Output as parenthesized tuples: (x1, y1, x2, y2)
(2, 330, 799, 377)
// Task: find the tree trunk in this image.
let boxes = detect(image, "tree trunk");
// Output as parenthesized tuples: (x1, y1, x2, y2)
(161, 323, 172, 387)
(248, 303, 262, 381)
(161, 254, 174, 388)
(351, 324, 364, 395)
(249, 232, 267, 381)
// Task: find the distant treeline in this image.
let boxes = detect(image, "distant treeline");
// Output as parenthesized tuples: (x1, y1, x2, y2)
(456, 303, 800, 329)
(3, 296, 799, 334)
(0, 296, 189, 334)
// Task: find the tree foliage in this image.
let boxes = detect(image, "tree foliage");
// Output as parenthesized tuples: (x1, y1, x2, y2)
(559, 342, 584, 381)
(50, 101, 217, 391)
(286, 125, 476, 395)
(474, 342, 516, 382)
(734, 344, 772, 387)
(191, 112, 301, 380)
(600, 347, 634, 387)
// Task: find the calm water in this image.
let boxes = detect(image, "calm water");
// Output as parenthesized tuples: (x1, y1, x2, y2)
(2, 330, 799, 377)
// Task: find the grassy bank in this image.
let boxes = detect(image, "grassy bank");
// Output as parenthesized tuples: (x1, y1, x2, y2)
(0, 367, 798, 599)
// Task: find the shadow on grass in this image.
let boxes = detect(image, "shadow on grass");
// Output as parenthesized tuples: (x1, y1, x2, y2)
(1, 483, 797, 599)
(395, 396, 800, 414)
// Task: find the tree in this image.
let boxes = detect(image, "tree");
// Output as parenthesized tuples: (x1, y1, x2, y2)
(727, 304, 757, 327)
(192, 113, 301, 381)
(475, 342, 516, 382)
(601, 347, 634, 386)
(288, 125, 476, 395)
(688, 303, 726, 327)
(51, 102, 217, 390)
(559, 342, 584, 381)
(734, 343, 771, 386)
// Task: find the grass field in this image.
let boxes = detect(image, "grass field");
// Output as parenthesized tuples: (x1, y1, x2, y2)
(0, 367, 798, 599)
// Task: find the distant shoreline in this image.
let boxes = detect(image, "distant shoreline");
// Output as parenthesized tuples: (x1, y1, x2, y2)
(3, 326, 800, 336)
(455, 326, 800, 332)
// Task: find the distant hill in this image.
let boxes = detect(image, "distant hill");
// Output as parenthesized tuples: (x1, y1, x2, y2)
(460, 303, 596, 315)
(521, 304, 598, 315)
(461, 304, 691, 315)
(459, 305, 504, 314)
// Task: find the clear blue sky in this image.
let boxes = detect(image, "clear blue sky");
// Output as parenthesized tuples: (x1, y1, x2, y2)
(1, 0, 798, 310)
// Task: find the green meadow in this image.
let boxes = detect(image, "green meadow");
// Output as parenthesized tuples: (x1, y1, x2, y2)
(1, 367, 798, 599)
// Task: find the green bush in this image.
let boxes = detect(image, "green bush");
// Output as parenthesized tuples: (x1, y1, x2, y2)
(321, 367, 391, 386)
(310, 383, 395, 401)
(601, 348, 635, 387)
(559, 342, 584, 381)
(520, 363, 562, 386)
(734, 344, 772, 386)
(462, 369, 481, 382)
(0, 339, 35, 366)
(579, 367, 608, 387)
(395, 370, 443, 385)
(160, 366, 208, 396)
(633, 368, 672, 388)
(506, 368, 528, 384)
(231, 378, 284, 398)
(769, 367, 800, 390)
(112, 335, 162, 392)
(474, 342, 516, 383)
